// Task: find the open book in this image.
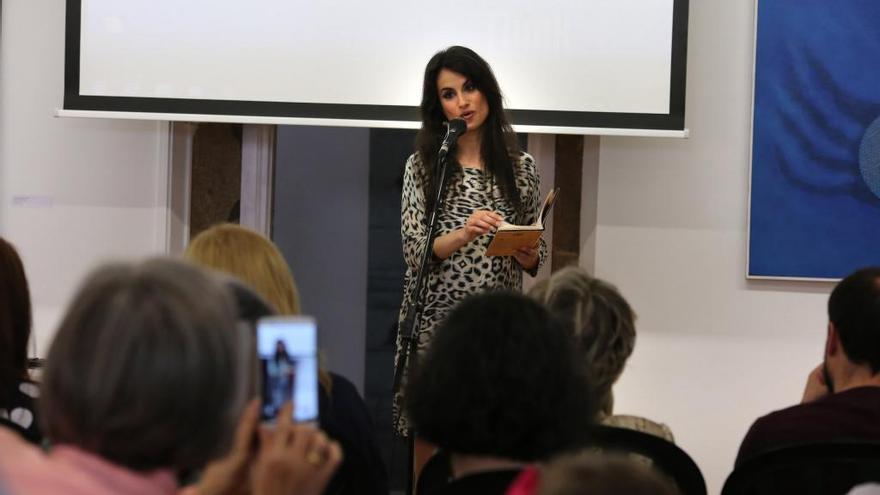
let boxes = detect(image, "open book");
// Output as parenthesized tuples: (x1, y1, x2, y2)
(485, 188, 559, 256)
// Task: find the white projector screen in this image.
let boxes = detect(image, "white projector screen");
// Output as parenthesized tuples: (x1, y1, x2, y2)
(63, 0, 689, 134)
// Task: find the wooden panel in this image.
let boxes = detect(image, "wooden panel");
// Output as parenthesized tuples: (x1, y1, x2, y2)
(552, 134, 584, 271)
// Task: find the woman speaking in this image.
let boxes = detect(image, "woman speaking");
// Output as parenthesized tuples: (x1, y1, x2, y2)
(395, 46, 547, 436)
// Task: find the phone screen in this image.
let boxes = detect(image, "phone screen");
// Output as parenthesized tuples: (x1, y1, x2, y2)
(256, 317, 319, 423)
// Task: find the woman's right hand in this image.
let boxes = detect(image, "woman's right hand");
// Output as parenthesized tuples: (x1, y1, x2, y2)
(462, 209, 504, 243)
(433, 209, 504, 259)
(251, 403, 343, 495)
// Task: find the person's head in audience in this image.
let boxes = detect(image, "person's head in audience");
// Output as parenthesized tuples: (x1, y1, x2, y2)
(0, 237, 41, 445)
(536, 453, 679, 495)
(194, 229, 389, 495)
(185, 223, 301, 315)
(185, 223, 334, 393)
(735, 266, 880, 466)
(0, 237, 32, 404)
(0, 236, 39, 444)
(0, 258, 342, 495)
(529, 266, 635, 417)
(813, 266, 880, 397)
(406, 291, 595, 476)
(40, 258, 247, 472)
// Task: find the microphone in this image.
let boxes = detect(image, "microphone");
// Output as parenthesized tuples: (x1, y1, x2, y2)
(438, 118, 467, 158)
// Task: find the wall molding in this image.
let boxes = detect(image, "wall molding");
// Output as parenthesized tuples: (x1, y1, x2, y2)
(165, 122, 196, 254)
(241, 124, 276, 236)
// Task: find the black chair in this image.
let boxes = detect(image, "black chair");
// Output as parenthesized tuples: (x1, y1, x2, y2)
(416, 449, 452, 495)
(722, 442, 880, 495)
(590, 425, 707, 495)
(416, 427, 706, 495)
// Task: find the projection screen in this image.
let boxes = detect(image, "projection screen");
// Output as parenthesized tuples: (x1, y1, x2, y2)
(63, 0, 689, 135)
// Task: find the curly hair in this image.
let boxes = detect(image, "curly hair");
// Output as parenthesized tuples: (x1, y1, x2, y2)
(530, 267, 636, 417)
(405, 291, 596, 461)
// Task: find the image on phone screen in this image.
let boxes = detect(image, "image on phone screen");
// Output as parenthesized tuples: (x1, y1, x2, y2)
(257, 317, 319, 423)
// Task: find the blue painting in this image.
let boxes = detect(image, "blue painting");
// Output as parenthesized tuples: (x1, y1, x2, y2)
(748, 0, 880, 279)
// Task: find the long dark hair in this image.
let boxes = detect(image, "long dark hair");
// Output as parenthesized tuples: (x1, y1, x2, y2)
(0, 237, 32, 405)
(415, 46, 522, 215)
(274, 340, 291, 363)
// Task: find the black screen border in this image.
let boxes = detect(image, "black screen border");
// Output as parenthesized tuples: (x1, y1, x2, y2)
(64, 0, 688, 131)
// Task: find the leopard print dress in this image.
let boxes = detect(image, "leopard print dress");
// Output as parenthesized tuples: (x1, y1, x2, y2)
(393, 151, 547, 435)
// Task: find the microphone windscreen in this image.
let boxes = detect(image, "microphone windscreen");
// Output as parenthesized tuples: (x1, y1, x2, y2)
(448, 118, 467, 135)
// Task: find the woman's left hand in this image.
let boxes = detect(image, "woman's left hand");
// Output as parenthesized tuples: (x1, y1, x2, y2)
(513, 244, 539, 271)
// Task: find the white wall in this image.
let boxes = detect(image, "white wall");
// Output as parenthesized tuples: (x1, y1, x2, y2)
(273, 126, 370, 392)
(0, 0, 169, 355)
(0, 1, 842, 490)
(595, 0, 836, 492)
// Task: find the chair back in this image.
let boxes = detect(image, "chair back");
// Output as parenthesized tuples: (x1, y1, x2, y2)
(722, 442, 880, 495)
(417, 427, 707, 495)
(416, 450, 452, 495)
(590, 425, 707, 495)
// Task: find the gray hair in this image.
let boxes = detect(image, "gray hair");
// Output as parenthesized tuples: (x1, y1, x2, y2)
(538, 452, 677, 495)
(41, 257, 248, 472)
(530, 267, 636, 417)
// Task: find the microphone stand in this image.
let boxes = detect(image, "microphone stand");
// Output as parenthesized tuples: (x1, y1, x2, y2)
(391, 146, 454, 495)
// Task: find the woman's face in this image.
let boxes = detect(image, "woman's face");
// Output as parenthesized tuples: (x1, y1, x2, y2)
(436, 68, 489, 134)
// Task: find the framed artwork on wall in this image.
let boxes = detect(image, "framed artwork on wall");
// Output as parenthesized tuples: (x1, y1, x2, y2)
(747, 0, 880, 280)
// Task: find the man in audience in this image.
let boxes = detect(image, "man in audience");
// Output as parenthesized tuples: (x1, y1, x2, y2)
(735, 267, 880, 465)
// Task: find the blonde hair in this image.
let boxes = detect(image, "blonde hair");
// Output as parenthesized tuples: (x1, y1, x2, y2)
(529, 267, 636, 418)
(185, 224, 301, 315)
(186, 224, 334, 392)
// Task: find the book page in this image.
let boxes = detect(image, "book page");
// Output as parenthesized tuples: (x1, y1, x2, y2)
(485, 230, 543, 256)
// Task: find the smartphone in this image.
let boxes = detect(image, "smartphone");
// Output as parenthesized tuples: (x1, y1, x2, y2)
(256, 316, 319, 423)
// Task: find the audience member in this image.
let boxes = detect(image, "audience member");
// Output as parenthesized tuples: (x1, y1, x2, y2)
(514, 452, 679, 495)
(0, 237, 41, 444)
(186, 223, 389, 495)
(530, 266, 673, 441)
(406, 291, 595, 495)
(0, 258, 341, 495)
(186, 223, 302, 314)
(849, 484, 880, 495)
(735, 267, 880, 465)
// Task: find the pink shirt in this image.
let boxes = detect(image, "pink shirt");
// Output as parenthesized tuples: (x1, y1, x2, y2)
(506, 465, 540, 495)
(0, 428, 178, 495)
